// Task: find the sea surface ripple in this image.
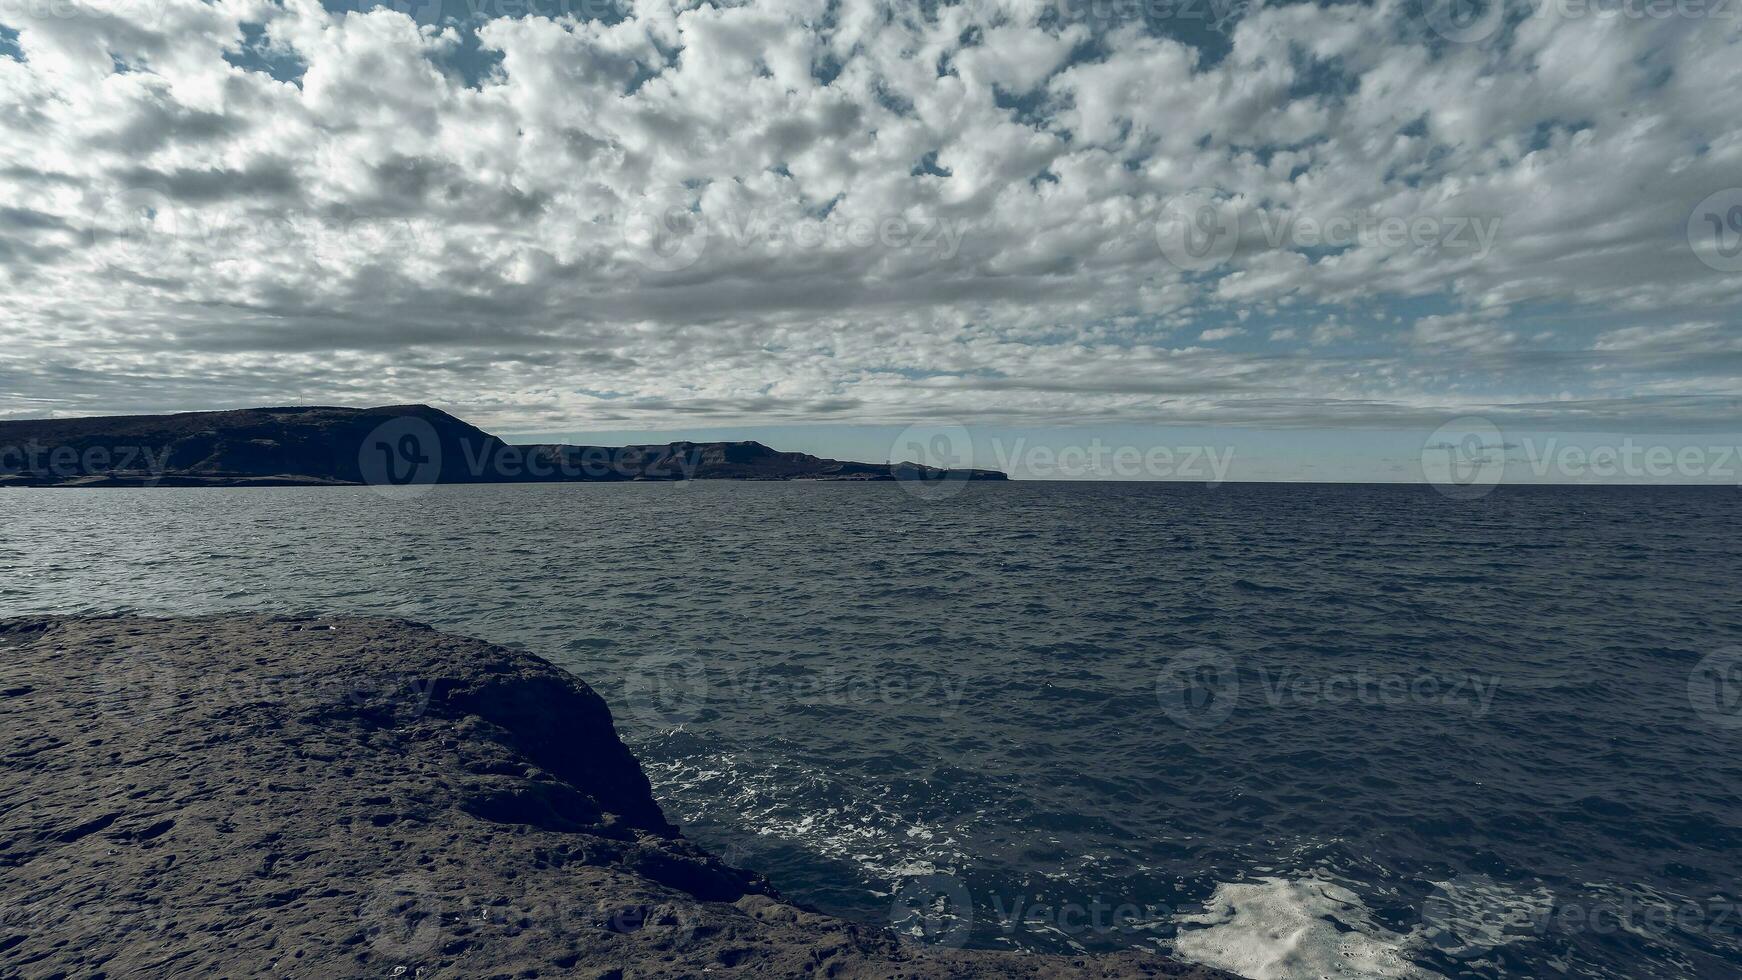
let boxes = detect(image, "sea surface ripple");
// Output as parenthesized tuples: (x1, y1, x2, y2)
(1, 482, 1738, 978)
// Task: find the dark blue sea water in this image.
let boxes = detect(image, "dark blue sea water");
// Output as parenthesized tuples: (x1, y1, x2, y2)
(2, 482, 1738, 978)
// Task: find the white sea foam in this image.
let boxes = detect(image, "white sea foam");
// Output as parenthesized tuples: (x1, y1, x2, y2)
(641, 746, 967, 883)
(1170, 876, 1441, 980)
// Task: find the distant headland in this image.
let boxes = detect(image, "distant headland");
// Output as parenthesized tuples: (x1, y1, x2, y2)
(0, 405, 1008, 488)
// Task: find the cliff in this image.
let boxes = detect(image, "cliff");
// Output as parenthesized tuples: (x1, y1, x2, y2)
(0, 614, 1228, 979)
(0, 406, 1009, 487)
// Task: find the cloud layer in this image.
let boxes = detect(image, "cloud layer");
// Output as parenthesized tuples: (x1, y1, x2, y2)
(2, 0, 1739, 433)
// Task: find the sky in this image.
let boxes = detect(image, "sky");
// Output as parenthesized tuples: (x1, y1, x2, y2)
(1, 0, 1740, 482)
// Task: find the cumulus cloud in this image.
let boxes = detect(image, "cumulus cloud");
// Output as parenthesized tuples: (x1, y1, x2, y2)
(0, 0, 1738, 433)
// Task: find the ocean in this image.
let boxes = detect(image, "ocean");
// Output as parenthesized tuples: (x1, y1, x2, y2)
(2, 481, 1737, 978)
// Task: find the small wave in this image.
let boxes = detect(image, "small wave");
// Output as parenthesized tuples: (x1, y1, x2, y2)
(641, 744, 968, 884)
(1170, 876, 1440, 979)
(1230, 579, 1297, 593)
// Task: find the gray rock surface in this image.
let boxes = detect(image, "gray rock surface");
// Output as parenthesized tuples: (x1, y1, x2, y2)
(0, 614, 1232, 979)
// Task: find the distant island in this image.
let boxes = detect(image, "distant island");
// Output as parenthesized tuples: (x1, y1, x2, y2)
(0, 405, 1008, 488)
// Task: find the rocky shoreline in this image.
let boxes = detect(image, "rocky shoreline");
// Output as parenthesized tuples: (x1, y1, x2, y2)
(0, 614, 1231, 979)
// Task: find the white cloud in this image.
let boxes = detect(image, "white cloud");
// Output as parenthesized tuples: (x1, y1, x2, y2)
(0, 0, 1737, 433)
(1409, 315, 1517, 352)
(1310, 320, 1355, 347)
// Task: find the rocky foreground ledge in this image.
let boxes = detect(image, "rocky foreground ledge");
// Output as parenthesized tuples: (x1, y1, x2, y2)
(0, 615, 1232, 979)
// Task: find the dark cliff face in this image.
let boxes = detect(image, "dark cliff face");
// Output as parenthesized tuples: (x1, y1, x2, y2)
(0, 405, 1009, 486)
(0, 405, 508, 487)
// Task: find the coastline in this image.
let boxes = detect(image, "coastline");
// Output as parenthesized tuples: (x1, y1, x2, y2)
(0, 613, 1230, 978)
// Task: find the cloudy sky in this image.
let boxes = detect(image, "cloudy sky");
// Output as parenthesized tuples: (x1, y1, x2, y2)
(2, 0, 1739, 480)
